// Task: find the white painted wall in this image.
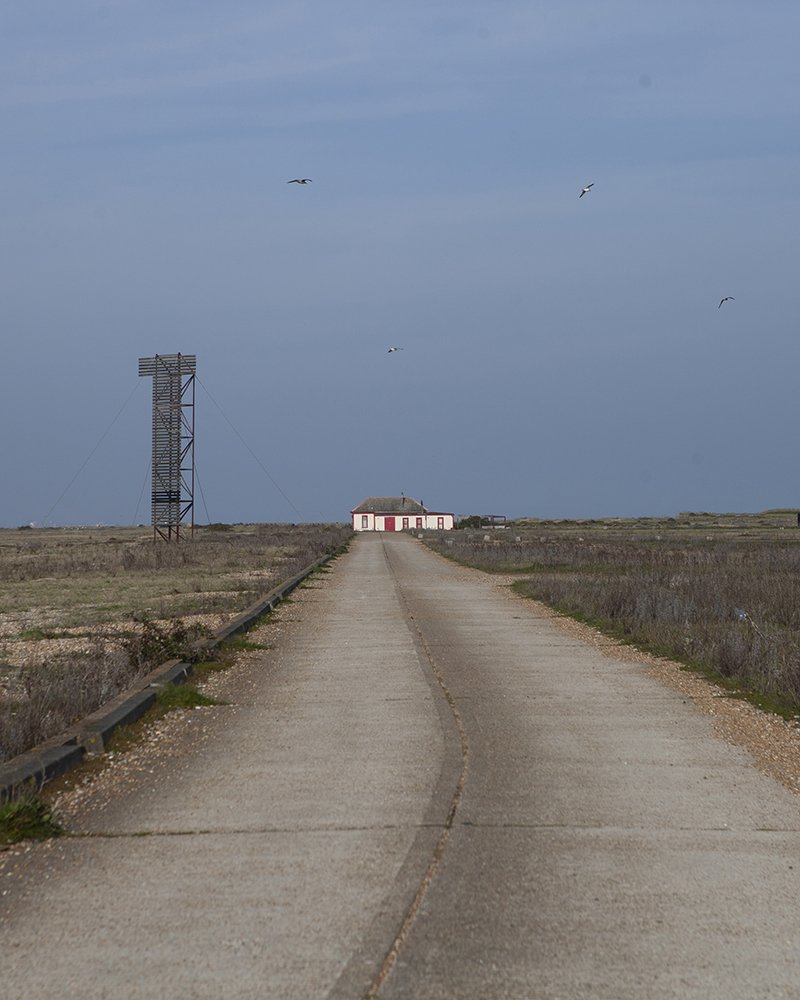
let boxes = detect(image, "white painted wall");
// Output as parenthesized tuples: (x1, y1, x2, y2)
(351, 511, 453, 531)
(424, 513, 454, 530)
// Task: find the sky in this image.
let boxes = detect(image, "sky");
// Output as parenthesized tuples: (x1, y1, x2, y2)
(2, 1, 800, 525)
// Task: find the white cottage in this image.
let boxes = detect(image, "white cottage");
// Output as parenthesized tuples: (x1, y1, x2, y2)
(351, 496, 454, 532)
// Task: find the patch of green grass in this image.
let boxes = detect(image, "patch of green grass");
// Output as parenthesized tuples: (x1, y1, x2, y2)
(105, 723, 139, 753)
(18, 627, 48, 640)
(17, 627, 88, 641)
(221, 638, 271, 652)
(100, 684, 221, 755)
(193, 660, 229, 674)
(155, 684, 223, 710)
(669, 657, 800, 720)
(492, 561, 613, 576)
(0, 791, 63, 844)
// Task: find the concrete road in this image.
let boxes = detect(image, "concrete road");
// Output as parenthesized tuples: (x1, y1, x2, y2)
(2, 533, 799, 999)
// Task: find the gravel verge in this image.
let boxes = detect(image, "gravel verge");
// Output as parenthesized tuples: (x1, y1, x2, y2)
(487, 571, 800, 797)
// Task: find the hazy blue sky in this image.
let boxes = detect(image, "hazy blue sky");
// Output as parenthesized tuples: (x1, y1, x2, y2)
(2, 1, 799, 525)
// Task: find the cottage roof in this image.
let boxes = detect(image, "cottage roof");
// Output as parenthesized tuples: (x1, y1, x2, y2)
(352, 496, 426, 515)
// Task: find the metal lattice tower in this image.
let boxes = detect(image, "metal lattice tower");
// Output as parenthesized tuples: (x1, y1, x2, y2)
(137, 353, 196, 541)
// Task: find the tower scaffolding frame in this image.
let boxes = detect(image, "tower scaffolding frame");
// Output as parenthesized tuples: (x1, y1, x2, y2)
(137, 353, 196, 541)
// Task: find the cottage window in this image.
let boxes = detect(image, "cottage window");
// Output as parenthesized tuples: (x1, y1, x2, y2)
(402, 517, 409, 529)
(416, 517, 423, 529)
(361, 515, 369, 529)
(437, 516, 445, 529)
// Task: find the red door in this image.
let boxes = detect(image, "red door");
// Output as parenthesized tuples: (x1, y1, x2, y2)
(384, 516, 395, 532)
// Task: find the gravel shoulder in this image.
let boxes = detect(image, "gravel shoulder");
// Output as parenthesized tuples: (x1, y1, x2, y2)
(483, 568, 800, 797)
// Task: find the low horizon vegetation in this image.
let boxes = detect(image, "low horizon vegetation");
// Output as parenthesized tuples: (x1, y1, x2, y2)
(425, 509, 800, 717)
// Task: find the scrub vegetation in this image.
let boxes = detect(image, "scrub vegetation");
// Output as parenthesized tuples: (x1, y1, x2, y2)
(0, 522, 351, 763)
(0, 788, 63, 844)
(424, 510, 800, 716)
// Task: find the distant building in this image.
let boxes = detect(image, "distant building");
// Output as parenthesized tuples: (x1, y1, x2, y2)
(351, 496, 454, 532)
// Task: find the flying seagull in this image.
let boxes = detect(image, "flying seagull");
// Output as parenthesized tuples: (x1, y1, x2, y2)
(718, 296, 735, 308)
(387, 346, 403, 353)
(287, 178, 312, 184)
(579, 183, 594, 198)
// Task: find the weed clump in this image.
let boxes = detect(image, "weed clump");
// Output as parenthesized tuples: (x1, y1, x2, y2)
(0, 791, 63, 844)
(123, 619, 192, 669)
(155, 684, 222, 710)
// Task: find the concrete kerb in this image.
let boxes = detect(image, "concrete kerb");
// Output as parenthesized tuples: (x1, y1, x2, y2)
(79, 689, 159, 757)
(0, 737, 86, 806)
(203, 559, 324, 647)
(0, 551, 338, 805)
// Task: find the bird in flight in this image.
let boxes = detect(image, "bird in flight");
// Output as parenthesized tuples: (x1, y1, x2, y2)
(287, 178, 312, 184)
(387, 346, 403, 353)
(718, 296, 735, 308)
(579, 183, 594, 198)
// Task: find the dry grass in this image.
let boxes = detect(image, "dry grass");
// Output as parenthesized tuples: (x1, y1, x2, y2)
(424, 510, 800, 716)
(0, 522, 351, 763)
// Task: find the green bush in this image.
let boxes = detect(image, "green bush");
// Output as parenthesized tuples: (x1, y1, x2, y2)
(456, 515, 483, 530)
